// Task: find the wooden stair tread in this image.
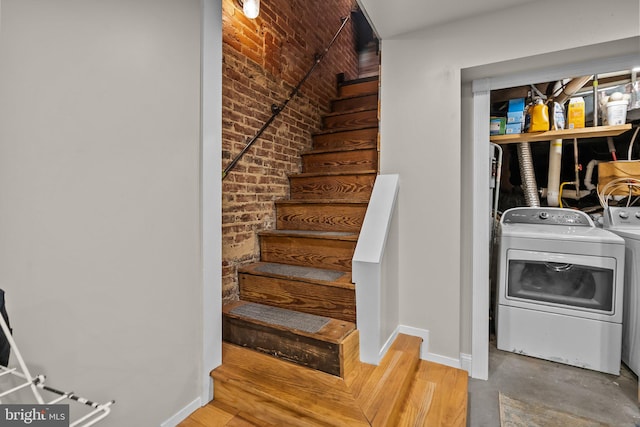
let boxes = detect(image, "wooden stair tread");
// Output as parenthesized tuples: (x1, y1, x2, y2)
(259, 230, 357, 271)
(223, 300, 355, 343)
(338, 78, 379, 98)
(178, 400, 273, 426)
(330, 94, 378, 114)
(400, 360, 468, 426)
(177, 402, 236, 427)
(302, 146, 376, 155)
(396, 377, 437, 427)
(289, 170, 377, 178)
(275, 198, 369, 205)
(339, 76, 379, 85)
(345, 361, 377, 396)
(322, 109, 377, 130)
(323, 106, 378, 118)
(212, 343, 370, 426)
(223, 300, 354, 374)
(258, 229, 358, 241)
(313, 124, 378, 136)
(311, 128, 378, 151)
(238, 262, 356, 323)
(213, 380, 325, 427)
(356, 334, 423, 426)
(331, 92, 378, 103)
(239, 262, 353, 288)
(208, 400, 271, 426)
(301, 147, 378, 174)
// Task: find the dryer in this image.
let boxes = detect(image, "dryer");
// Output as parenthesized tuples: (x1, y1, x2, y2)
(496, 207, 626, 375)
(604, 206, 640, 375)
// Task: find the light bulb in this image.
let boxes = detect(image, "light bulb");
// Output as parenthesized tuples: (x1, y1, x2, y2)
(243, 0, 260, 19)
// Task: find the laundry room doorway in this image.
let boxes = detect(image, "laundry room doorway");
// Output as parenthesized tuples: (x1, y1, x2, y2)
(462, 38, 640, 380)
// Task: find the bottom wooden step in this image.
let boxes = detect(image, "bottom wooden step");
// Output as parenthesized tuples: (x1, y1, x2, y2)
(183, 333, 467, 426)
(211, 342, 370, 426)
(222, 300, 357, 376)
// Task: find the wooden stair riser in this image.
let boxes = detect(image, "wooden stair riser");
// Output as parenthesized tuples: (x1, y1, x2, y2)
(289, 173, 375, 201)
(331, 93, 378, 113)
(276, 202, 367, 232)
(312, 127, 378, 151)
(212, 378, 331, 426)
(239, 273, 356, 323)
(339, 79, 379, 98)
(302, 149, 378, 174)
(222, 315, 345, 376)
(259, 235, 355, 271)
(323, 109, 378, 130)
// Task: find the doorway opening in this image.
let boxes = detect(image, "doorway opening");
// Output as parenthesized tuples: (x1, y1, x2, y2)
(463, 38, 640, 380)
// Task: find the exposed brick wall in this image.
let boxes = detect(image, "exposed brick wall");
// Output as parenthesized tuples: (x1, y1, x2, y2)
(221, 0, 359, 301)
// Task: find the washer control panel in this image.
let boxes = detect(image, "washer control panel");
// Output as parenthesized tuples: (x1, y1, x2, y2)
(501, 207, 593, 226)
(605, 207, 640, 228)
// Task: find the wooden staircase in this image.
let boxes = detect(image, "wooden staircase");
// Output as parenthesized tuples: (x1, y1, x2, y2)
(222, 76, 379, 377)
(189, 77, 469, 425)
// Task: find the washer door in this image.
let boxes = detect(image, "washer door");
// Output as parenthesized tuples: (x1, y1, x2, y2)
(502, 249, 618, 319)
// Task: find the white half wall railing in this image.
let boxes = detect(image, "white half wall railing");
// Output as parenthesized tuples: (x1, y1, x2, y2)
(352, 174, 400, 365)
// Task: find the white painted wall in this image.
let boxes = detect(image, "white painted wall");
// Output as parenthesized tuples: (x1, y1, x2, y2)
(365, 0, 640, 362)
(0, 1, 208, 425)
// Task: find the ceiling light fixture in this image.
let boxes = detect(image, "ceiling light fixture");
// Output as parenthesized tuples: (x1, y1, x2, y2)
(237, 0, 260, 19)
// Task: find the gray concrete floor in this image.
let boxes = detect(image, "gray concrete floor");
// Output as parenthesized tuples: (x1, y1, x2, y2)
(468, 337, 640, 426)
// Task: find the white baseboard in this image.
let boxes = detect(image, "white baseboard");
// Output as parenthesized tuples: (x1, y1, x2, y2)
(424, 352, 462, 369)
(160, 397, 202, 427)
(460, 353, 472, 374)
(396, 325, 467, 371)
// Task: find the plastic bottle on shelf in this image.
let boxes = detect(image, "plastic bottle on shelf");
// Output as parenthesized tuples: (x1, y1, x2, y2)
(528, 98, 549, 132)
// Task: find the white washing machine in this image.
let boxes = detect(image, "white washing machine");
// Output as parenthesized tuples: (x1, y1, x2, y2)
(496, 207, 626, 375)
(604, 206, 640, 375)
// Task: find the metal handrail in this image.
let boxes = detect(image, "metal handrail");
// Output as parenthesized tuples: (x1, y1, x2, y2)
(222, 15, 351, 180)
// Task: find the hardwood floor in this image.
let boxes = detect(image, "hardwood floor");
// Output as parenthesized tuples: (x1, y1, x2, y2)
(178, 334, 468, 426)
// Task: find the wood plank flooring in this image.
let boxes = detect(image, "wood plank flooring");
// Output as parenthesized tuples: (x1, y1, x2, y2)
(179, 334, 468, 426)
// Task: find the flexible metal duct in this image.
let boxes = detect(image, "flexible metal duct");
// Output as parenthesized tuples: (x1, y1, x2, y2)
(517, 142, 540, 207)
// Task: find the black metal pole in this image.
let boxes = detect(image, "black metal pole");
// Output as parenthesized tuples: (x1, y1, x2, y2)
(222, 15, 351, 180)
